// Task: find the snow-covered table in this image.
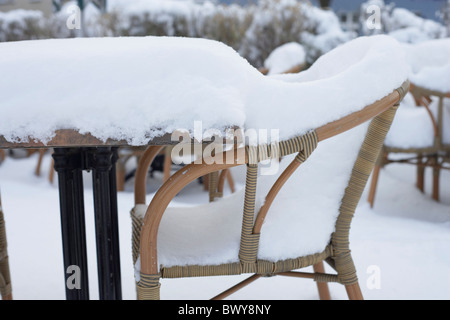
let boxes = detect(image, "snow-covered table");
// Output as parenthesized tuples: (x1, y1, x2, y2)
(0, 36, 255, 301)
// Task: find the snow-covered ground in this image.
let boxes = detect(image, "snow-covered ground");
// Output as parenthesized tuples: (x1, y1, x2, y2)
(0, 151, 448, 300)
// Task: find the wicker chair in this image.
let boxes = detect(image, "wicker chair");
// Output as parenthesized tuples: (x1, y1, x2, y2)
(368, 84, 450, 206)
(0, 191, 12, 300)
(131, 79, 409, 300)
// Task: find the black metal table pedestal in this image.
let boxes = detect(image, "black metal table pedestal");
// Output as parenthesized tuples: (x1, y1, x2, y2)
(53, 147, 122, 300)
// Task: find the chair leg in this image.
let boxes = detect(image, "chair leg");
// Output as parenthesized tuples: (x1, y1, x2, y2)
(116, 162, 126, 192)
(49, 158, 55, 184)
(313, 262, 331, 300)
(35, 149, 46, 177)
(345, 283, 364, 300)
(431, 155, 440, 202)
(226, 169, 235, 193)
(0, 196, 12, 300)
(163, 147, 172, 183)
(202, 174, 209, 190)
(211, 274, 261, 300)
(416, 153, 425, 193)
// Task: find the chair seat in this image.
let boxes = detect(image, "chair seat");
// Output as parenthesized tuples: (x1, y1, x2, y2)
(384, 93, 435, 149)
(384, 93, 450, 149)
(409, 64, 450, 94)
(134, 120, 369, 278)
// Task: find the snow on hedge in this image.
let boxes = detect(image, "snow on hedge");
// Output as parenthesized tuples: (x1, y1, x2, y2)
(0, 9, 44, 42)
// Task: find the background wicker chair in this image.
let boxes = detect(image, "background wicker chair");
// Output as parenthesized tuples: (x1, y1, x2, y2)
(132, 80, 408, 300)
(0, 191, 12, 300)
(368, 38, 450, 206)
(368, 84, 450, 206)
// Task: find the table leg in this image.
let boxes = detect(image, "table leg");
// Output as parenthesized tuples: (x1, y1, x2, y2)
(52, 148, 90, 300)
(89, 147, 122, 300)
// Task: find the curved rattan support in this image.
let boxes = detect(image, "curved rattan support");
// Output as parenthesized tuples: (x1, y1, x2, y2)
(134, 146, 165, 205)
(131, 146, 164, 265)
(419, 97, 439, 138)
(409, 83, 449, 151)
(0, 193, 12, 300)
(333, 106, 398, 286)
(137, 82, 406, 300)
(139, 148, 247, 277)
(253, 132, 318, 234)
(240, 132, 319, 268)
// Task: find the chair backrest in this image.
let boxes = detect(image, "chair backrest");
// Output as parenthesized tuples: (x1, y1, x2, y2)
(240, 93, 404, 278)
(137, 80, 409, 277)
(409, 84, 450, 150)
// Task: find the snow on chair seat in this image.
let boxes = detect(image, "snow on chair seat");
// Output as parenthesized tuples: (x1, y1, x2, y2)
(260, 42, 306, 75)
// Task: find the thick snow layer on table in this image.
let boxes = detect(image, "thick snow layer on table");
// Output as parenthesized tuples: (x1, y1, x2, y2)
(0, 36, 256, 145)
(0, 35, 407, 145)
(263, 42, 306, 75)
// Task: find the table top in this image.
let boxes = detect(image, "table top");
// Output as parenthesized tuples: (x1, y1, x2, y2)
(0, 129, 176, 149)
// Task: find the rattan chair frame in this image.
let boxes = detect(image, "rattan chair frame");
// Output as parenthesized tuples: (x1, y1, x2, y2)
(132, 81, 408, 300)
(368, 83, 450, 206)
